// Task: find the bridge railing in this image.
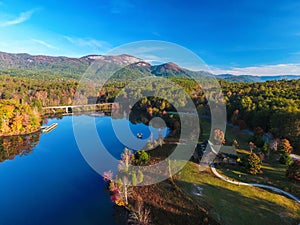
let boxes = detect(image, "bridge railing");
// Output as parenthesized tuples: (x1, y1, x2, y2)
(42, 103, 117, 114)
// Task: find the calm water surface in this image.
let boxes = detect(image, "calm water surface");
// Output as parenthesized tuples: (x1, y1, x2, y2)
(0, 115, 165, 225)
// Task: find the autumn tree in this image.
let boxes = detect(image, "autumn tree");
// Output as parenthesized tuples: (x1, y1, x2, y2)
(286, 160, 300, 181)
(0, 100, 41, 136)
(106, 148, 145, 206)
(246, 153, 262, 175)
(278, 139, 293, 154)
(230, 109, 239, 125)
(270, 112, 300, 152)
(212, 128, 225, 145)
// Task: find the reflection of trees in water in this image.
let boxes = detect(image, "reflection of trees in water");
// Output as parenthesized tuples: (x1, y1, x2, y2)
(0, 132, 41, 163)
(112, 104, 176, 128)
(112, 205, 128, 225)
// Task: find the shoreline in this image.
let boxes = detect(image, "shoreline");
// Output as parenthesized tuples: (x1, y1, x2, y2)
(0, 127, 42, 138)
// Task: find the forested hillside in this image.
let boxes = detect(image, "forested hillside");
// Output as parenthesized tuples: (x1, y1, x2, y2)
(0, 59, 299, 152)
(0, 100, 41, 136)
(221, 79, 300, 152)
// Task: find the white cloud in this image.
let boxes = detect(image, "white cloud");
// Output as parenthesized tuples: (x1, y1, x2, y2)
(0, 39, 58, 55)
(210, 64, 300, 76)
(0, 9, 35, 27)
(64, 36, 111, 49)
(138, 54, 168, 64)
(31, 39, 58, 50)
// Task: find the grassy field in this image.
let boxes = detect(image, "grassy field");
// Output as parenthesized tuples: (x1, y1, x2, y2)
(215, 150, 300, 199)
(175, 161, 300, 225)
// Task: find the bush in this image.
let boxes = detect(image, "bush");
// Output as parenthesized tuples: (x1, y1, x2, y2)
(286, 160, 300, 181)
(278, 139, 293, 154)
(134, 150, 150, 166)
(262, 140, 269, 153)
(131, 172, 137, 186)
(279, 152, 294, 166)
(246, 153, 262, 175)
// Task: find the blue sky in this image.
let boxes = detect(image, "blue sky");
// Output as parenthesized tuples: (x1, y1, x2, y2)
(1, 0, 300, 75)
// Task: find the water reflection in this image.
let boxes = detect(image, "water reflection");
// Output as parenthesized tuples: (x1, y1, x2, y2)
(0, 132, 41, 163)
(0, 114, 171, 225)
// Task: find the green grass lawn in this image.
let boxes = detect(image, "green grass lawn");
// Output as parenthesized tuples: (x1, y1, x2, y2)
(175, 161, 300, 225)
(215, 151, 300, 199)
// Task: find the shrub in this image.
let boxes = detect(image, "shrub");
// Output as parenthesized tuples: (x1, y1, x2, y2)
(278, 139, 293, 154)
(286, 160, 300, 181)
(134, 150, 150, 166)
(246, 153, 262, 175)
(131, 172, 137, 186)
(279, 152, 294, 166)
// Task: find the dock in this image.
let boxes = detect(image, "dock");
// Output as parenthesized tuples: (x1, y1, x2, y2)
(42, 123, 58, 133)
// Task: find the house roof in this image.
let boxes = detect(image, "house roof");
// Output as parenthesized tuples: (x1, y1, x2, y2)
(219, 145, 237, 156)
(208, 142, 237, 156)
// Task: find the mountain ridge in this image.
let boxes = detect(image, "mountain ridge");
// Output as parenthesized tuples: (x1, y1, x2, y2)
(217, 73, 300, 82)
(0, 51, 299, 82)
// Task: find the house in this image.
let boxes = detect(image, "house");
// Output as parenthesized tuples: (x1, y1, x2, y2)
(194, 140, 238, 165)
(219, 145, 237, 158)
(209, 143, 237, 165)
(219, 145, 238, 164)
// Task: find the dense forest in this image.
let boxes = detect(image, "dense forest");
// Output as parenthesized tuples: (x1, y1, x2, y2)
(221, 79, 300, 152)
(0, 68, 299, 152)
(0, 100, 41, 136)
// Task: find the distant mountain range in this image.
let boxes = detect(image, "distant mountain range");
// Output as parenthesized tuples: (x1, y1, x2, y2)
(217, 74, 300, 82)
(0, 51, 299, 82)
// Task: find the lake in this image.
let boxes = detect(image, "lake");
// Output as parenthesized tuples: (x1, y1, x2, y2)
(0, 114, 167, 225)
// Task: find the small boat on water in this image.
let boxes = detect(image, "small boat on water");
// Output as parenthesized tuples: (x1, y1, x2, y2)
(42, 123, 58, 133)
(137, 133, 143, 139)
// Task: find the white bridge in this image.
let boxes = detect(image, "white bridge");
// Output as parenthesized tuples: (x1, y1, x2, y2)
(43, 103, 116, 114)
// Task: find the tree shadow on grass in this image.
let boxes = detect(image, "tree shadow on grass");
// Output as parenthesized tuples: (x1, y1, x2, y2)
(176, 180, 300, 225)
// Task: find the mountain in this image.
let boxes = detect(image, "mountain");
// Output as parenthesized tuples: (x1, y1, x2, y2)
(0, 51, 195, 80)
(81, 54, 142, 66)
(0, 51, 143, 79)
(217, 74, 300, 82)
(150, 62, 191, 77)
(0, 51, 299, 82)
(0, 51, 89, 75)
